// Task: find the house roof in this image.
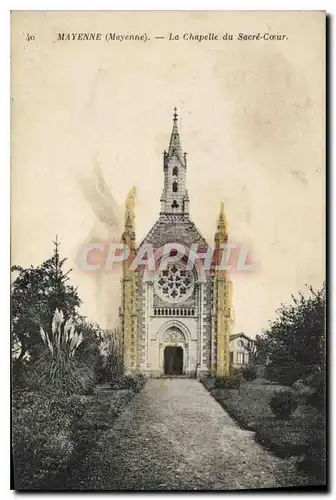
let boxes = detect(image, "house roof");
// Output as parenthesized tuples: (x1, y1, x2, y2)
(230, 332, 253, 342)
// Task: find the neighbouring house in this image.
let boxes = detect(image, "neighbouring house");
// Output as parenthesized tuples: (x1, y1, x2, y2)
(230, 333, 254, 368)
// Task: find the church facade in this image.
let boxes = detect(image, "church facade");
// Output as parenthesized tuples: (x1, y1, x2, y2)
(119, 111, 234, 378)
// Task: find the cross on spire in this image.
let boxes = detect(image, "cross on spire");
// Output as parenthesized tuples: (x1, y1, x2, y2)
(167, 107, 184, 164)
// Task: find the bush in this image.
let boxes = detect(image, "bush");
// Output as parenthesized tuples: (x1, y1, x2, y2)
(305, 366, 326, 413)
(27, 309, 96, 395)
(307, 388, 325, 413)
(297, 426, 326, 482)
(242, 364, 257, 381)
(200, 377, 216, 391)
(230, 367, 243, 377)
(269, 390, 298, 419)
(30, 350, 96, 395)
(214, 375, 241, 389)
(12, 359, 28, 389)
(255, 419, 307, 458)
(94, 338, 123, 384)
(109, 374, 145, 392)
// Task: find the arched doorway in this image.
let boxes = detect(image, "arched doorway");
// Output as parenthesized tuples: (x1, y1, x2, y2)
(164, 346, 183, 375)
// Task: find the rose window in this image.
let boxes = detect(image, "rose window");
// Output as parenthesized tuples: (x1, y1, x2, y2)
(155, 263, 194, 303)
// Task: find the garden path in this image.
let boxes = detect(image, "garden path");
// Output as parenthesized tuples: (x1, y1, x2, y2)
(70, 379, 305, 490)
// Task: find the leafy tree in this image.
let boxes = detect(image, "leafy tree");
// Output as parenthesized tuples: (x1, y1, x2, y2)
(247, 335, 269, 365)
(11, 237, 81, 361)
(263, 284, 325, 386)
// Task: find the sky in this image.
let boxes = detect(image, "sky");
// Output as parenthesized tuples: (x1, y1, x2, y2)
(11, 11, 325, 336)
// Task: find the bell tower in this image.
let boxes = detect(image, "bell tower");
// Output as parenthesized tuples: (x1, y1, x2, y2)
(160, 108, 189, 215)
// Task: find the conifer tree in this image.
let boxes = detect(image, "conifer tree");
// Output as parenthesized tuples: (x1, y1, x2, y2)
(11, 236, 81, 361)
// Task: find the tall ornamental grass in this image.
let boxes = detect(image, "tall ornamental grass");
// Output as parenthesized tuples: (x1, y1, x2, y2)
(32, 309, 95, 395)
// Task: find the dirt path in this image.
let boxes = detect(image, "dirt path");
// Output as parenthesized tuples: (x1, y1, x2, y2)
(69, 379, 307, 490)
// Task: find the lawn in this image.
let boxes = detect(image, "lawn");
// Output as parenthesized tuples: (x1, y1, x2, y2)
(202, 377, 326, 485)
(12, 376, 146, 490)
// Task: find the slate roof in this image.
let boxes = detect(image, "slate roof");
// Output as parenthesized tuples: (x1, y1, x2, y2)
(138, 214, 209, 249)
(230, 332, 253, 342)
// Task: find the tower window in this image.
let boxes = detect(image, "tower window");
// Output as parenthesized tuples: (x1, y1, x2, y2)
(171, 200, 179, 209)
(173, 181, 178, 193)
(172, 167, 178, 176)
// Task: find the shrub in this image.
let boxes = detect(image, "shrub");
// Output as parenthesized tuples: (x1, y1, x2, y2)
(305, 366, 326, 413)
(255, 419, 307, 458)
(30, 350, 95, 395)
(269, 390, 298, 419)
(12, 359, 28, 389)
(230, 367, 243, 377)
(214, 375, 241, 389)
(242, 364, 257, 381)
(200, 377, 216, 391)
(30, 309, 95, 395)
(307, 388, 325, 413)
(297, 425, 326, 482)
(109, 374, 146, 392)
(95, 336, 123, 383)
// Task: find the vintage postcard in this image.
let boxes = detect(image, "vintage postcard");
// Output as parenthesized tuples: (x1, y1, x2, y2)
(11, 10, 326, 491)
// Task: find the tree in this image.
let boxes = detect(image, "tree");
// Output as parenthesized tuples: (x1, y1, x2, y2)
(11, 237, 81, 361)
(262, 284, 325, 386)
(246, 334, 272, 367)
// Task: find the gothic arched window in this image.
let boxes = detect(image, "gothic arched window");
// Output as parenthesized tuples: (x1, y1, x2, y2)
(172, 167, 178, 176)
(173, 181, 178, 192)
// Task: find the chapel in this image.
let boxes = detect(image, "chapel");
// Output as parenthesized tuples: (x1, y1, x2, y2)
(119, 110, 234, 377)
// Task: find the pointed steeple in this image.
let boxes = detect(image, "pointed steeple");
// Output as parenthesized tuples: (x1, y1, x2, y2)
(122, 186, 136, 250)
(215, 201, 228, 246)
(125, 186, 136, 231)
(167, 107, 185, 166)
(160, 109, 189, 215)
(218, 201, 228, 231)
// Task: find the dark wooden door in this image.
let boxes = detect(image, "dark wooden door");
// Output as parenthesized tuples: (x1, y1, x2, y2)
(164, 346, 183, 375)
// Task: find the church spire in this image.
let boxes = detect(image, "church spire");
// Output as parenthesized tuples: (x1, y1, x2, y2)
(167, 107, 185, 166)
(122, 186, 136, 250)
(215, 201, 228, 246)
(160, 109, 189, 215)
(218, 202, 228, 231)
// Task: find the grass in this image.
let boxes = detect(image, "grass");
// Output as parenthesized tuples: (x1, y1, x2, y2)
(201, 377, 326, 485)
(12, 376, 146, 490)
